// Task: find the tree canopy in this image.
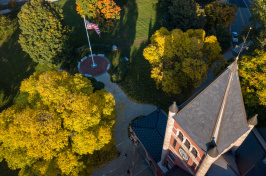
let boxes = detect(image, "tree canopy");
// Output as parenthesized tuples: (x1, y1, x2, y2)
(76, 0, 121, 32)
(18, 0, 68, 67)
(205, 1, 237, 29)
(239, 50, 266, 107)
(163, 0, 205, 31)
(250, 0, 266, 50)
(0, 14, 12, 43)
(0, 71, 116, 176)
(143, 27, 226, 94)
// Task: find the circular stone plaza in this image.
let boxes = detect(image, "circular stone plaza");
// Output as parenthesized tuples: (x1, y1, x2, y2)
(77, 54, 110, 77)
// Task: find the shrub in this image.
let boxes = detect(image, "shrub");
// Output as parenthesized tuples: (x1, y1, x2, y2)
(111, 58, 129, 83)
(8, 0, 17, 10)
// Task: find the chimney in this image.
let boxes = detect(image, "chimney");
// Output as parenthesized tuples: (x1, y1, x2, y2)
(160, 101, 178, 165)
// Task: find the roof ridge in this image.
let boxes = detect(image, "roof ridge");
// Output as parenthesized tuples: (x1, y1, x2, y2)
(211, 68, 234, 144)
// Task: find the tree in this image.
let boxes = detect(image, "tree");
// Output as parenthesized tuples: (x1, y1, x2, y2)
(0, 71, 116, 176)
(250, 0, 266, 50)
(208, 24, 231, 51)
(76, 0, 121, 32)
(0, 14, 12, 43)
(205, 1, 237, 29)
(143, 27, 226, 94)
(18, 0, 68, 67)
(239, 50, 266, 107)
(163, 0, 205, 31)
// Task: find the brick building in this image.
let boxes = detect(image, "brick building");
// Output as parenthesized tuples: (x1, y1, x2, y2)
(130, 61, 266, 176)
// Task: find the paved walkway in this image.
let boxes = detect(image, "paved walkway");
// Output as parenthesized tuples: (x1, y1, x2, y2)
(92, 73, 157, 176)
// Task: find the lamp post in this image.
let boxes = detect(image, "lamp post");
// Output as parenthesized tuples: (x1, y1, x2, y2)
(236, 27, 252, 60)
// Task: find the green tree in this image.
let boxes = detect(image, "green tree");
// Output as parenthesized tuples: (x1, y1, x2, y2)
(0, 71, 116, 176)
(163, 0, 205, 31)
(76, 0, 121, 32)
(18, 0, 68, 67)
(205, 1, 237, 29)
(239, 50, 266, 107)
(208, 24, 231, 51)
(143, 27, 226, 94)
(0, 14, 12, 43)
(250, 0, 266, 50)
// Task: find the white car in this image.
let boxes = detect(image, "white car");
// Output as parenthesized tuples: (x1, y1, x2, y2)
(232, 32, 238, 43)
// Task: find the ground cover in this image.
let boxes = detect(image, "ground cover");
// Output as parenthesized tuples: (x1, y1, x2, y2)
(0, 12, 36, 111)
(56, 0, 190, 111)
(0, 12, 34, 176)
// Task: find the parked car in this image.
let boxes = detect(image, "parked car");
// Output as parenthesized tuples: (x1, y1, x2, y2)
(232, 32, 238, 43)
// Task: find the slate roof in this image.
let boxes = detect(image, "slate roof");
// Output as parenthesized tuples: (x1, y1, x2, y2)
(206, 157, 237, 176)
(163, 165, 192, 176)
(173, 62, 250, 154)
(235, 131, 266, 175)
(131, 109, 167, 163)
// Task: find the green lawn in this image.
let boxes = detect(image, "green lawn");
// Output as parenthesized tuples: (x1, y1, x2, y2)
(55, 0, 190, 111)
(0, 12, 37, 111)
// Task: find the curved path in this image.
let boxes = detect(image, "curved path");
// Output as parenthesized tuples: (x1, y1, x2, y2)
(92, 73, 157, 176)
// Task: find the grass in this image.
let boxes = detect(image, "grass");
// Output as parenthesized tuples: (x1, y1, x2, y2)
(0, 12, 35, 175)
(0, 12, 37, 111)
(55, 0, 190, 111)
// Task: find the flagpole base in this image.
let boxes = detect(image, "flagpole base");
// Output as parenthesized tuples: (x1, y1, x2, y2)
(91, 63, 97, 68)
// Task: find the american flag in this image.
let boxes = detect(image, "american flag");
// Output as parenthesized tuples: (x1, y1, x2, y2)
(85, 20, 100, 36)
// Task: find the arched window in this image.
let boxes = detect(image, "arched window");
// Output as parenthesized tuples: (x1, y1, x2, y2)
(178, 131, 184, 142)
(191, 147, 198, 158)
(173, 139, 177, 148)
(184, 139, 190, 150)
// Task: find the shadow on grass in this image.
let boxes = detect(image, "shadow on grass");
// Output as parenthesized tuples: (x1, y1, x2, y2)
(0, 14, 35, 176)
(0, 24, 36, 111)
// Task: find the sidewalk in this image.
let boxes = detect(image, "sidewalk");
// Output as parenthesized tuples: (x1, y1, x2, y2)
(92, 73, 157, 176)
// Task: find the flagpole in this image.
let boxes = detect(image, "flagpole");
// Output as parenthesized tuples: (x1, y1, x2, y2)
(83, 15, 97, 68)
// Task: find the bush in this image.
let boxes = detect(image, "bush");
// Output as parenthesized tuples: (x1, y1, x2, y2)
(92, 81, 105, 91)
(111, 58, 129, 83)
(8, 0, 17, 10)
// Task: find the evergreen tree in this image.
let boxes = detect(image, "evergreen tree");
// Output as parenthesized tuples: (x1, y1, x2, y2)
(18, 0, 68, 67)
(0, 71, 116, 176)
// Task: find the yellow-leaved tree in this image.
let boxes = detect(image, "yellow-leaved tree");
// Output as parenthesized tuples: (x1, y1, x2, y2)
(143, 27, 226, 94)
(0, 71, 116, 176)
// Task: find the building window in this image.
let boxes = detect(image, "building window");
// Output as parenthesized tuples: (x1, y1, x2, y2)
(191, 147, 198, 158)
(167, 161, 173, 170)
(169, 151, 175, 161)
(173, 139, 177, 148)
(178, 131, 184, 142)
(184, 139, 190, 150)
(191, 162, 197, 170)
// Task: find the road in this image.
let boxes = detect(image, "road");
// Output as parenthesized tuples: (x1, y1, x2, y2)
(230, 0, 252, 35)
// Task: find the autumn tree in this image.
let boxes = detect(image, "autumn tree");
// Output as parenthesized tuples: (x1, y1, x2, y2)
(205, 1, 237, 29)
(250, 0, 266, 50)
(76, 0, 121, 32)
(162, 0, 205, 31)
(239, 50, 266, 107)
(143, 27, 226, 94)
(0, 71, 116, 176)
(18, 0, 68, 67)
